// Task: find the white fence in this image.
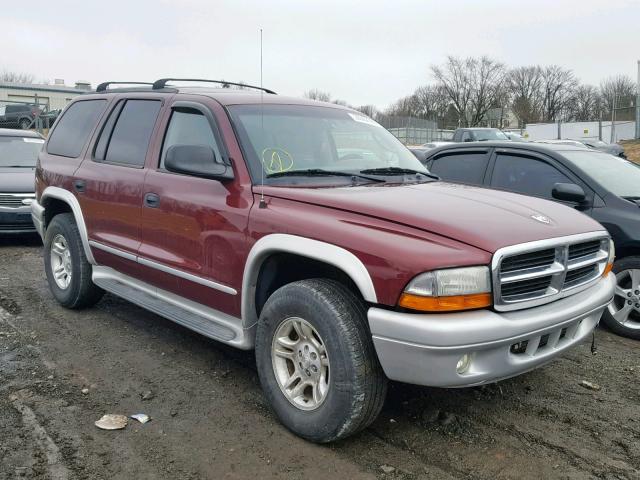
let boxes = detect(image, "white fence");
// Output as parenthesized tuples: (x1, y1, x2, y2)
(524, 121, 636, 143)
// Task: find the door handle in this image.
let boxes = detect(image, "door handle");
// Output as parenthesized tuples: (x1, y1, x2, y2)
(144, 193, 160, 208)
(74, 179, 86, 193)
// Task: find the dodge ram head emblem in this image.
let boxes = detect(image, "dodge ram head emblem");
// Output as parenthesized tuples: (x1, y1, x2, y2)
(531, 214, 551, 224)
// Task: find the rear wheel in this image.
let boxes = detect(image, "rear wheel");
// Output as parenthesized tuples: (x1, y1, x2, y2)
(255, 279, 387, 443)
(44, 213, 104, 309)
(19, 118, 31, 130)
(602, 256, 640, 340)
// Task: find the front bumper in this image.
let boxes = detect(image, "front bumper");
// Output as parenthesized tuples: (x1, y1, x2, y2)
(368, 273, 615, 387)
(0, 206, 37, 234)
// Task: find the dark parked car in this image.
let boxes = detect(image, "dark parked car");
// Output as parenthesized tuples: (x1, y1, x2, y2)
(452, 127, 510, 142)
(423, 141, 640, 339)
(0, 128, 44, 233)
(0, 104, 40, 130)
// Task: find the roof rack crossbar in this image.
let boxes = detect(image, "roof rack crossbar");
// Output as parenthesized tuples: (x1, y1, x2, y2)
(96, 82, 154, 92)
(151, 78, 276, 95)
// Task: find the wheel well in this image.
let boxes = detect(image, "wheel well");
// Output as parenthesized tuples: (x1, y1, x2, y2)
(255, 253, 362, 317)
(43, 197, 72, 230)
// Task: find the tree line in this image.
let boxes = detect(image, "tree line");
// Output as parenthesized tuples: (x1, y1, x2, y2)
(305, 56, 637, 129)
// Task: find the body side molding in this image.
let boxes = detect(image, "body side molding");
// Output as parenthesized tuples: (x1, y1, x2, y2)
(242, 234, 378, 329)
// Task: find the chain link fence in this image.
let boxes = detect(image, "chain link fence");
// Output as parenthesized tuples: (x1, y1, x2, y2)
(375, 114, 453, 145)
(0, 99, 60, 135)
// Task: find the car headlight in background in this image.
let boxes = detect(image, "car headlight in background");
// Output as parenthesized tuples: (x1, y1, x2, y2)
(398, 266, 492, 312)
(603, 239, 615, 277)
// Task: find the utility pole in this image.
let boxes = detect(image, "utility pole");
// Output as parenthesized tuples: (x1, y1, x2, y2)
(636, 60, 640, 139)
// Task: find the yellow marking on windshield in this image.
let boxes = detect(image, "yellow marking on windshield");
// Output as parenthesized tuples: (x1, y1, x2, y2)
(262, 148, 294, 173)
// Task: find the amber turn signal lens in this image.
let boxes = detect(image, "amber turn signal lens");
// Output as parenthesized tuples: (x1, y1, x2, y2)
(603, 262, 614, 277)
(398, 292, 492, 312)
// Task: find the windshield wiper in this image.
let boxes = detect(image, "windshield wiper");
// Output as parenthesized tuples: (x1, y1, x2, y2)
(359, 167, 438, 180)
(266, 169, 384, 182)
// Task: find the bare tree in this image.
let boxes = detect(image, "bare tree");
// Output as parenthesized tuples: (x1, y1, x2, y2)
(354, 105, 379, 118)
(507, 66, 543, 125)
(1, 70, 35, 83)
(566, 85, 601, 121)
(431, 56, 506, 127)
(540, 65, 577, 121)
(600, 75, 636, 117)
(303, 89, 332, 102)
(412, 85, 450, 120)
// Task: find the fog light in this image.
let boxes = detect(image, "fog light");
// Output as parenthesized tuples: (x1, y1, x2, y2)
(456, 354, 471, 374)
(21, 198, 34, 206)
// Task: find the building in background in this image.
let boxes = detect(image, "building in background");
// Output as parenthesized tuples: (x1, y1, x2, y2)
(0, 79, 91, 112)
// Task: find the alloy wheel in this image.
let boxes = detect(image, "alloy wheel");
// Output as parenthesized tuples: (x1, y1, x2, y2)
(607, 269, 640, 330)
(271, 317, 330, 411)
(50, 234, 72, 290)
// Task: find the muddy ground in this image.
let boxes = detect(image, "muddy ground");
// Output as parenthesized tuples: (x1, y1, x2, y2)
(1, 237, 639, 480)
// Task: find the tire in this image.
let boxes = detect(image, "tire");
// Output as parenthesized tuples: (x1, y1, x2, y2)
(44, 213, 104, 309)
(255, 278, 387, 443)
(601, 256, 640, 340)
(19, 118, 31, 130)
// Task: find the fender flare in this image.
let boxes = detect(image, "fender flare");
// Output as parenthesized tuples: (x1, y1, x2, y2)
(41, 186, 96, 264)
(241, 234, 378, 329)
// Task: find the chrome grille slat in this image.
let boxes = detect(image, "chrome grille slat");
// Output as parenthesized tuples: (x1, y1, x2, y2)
(492, 232, 610, 312)
(0, 193, 34, 208)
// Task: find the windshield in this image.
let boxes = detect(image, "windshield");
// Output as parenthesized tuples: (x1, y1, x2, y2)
(475, 129, 509, 141)
(0, 136, 44, 167)
(563, 151, 640, 197)
(228, 104, 428, 183)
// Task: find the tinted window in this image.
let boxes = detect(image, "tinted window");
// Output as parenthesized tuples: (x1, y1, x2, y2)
(47, 100, 107, 157)
(160, 107, 222, 169)
(461, 131, 471, 142)
(104, 100, 161, 167)
(429, 151, 490, 184)
(563, 151, 640, 197)
(491, 154, 571, 198)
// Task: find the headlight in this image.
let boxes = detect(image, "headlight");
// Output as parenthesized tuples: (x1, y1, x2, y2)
(398, 266, 492, 312)
(603, 239, 615, 277)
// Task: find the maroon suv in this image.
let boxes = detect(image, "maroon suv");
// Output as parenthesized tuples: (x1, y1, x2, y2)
(32, 79, 616, 442)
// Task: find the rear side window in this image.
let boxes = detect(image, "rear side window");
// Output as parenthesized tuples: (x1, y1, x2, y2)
(47, 100, 107, 157)
(429, 151, 490, 185)
(97, 99, 161, 167)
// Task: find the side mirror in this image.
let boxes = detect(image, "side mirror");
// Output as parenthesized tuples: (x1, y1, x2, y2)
(552, 183, 586, 203)
(165, 144, 233, 180)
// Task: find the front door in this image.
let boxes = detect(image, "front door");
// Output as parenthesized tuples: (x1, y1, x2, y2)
(137, 99, 252, 317)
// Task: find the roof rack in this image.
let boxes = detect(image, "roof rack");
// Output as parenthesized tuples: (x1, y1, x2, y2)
(96, 82, 154, 92)
(151, 78, 276, 95)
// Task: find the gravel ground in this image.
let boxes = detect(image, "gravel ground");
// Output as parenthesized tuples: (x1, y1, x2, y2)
(1, 236, 639, 480)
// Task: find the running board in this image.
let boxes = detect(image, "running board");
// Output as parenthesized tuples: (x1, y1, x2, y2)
(92, 266, 252, 349)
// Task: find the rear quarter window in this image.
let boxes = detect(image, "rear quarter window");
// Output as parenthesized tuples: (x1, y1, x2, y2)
(47, 100, 107, 158)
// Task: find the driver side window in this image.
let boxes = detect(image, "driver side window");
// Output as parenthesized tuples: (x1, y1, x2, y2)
(160, 107, 222, 169)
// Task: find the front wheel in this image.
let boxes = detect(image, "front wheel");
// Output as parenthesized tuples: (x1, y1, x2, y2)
(601, 256, 640, 340)
(255, 279, 387, 443)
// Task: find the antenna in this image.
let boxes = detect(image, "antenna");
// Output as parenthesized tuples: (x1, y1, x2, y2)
(258, 28, 267, 209)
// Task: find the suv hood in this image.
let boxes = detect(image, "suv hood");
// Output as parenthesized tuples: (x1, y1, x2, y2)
(260, 182, 605, 253)
(0, 167, 36, 193)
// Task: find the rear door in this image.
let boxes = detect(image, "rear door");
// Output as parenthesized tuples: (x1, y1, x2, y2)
(75, 96, 164, 276)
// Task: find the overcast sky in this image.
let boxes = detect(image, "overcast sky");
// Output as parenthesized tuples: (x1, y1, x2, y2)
(3, 0, 639, 108)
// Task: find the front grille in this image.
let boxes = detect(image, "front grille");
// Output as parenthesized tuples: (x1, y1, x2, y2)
(0, 193, 33, 208)
(568, 240, 601, 260)
(510, 319, 584, 356)
(493, 234, 609, 311)
(500, 248, 556, 273)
